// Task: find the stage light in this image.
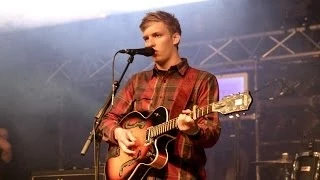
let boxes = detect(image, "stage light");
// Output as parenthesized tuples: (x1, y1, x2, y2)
(0, 0, 207, 31)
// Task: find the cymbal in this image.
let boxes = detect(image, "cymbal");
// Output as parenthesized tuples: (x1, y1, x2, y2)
(252, 158, 293, 166)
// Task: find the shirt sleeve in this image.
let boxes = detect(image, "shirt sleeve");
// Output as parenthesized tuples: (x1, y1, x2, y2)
(99, 74, 136, 145)
(188, 72, 221, 148)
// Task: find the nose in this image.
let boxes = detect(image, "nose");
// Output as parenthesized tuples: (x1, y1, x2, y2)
(145, 38, 155, 48)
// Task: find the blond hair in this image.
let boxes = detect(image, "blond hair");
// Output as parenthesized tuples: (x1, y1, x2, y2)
(140, 11, 182, 48)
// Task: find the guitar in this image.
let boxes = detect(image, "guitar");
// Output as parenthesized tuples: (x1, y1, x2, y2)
(105, 91, 252, 180)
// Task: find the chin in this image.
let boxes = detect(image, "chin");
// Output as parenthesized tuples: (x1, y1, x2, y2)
(152, 56, 161, 62)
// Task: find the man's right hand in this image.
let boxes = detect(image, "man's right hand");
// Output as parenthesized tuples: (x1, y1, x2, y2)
(114, 127, 137, 154)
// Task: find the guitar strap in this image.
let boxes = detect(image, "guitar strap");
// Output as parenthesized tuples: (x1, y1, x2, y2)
(169, 67, 199, 119)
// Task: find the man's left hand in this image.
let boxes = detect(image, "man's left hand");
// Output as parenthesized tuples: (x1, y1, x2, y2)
(177, 109, 199, 135)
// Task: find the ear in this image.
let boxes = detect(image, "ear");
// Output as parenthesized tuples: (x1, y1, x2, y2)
(172, 33, 181, 46)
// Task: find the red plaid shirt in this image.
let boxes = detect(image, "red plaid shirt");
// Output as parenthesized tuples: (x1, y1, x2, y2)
(101, 59, 221, 179)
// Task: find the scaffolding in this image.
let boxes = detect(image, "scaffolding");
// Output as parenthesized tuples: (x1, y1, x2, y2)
(178, 24, 320, 180)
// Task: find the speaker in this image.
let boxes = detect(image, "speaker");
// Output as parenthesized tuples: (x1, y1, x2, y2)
(31, 168, 105, 180)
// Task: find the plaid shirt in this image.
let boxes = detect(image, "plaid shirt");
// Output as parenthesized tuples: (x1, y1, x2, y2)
(101, 59, 221, 180)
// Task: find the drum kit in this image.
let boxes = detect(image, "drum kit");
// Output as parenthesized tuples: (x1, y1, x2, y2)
(253, 142, 320, 180)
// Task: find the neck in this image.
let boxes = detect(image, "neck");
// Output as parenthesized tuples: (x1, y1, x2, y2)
(156, 53, 182, 70)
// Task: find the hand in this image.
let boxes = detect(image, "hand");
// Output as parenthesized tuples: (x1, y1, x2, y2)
(177, 109, 199, 135)
(114, 127, 137, 154)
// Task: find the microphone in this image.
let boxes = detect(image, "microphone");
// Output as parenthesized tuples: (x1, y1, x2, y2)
(119, 47, 155, 57)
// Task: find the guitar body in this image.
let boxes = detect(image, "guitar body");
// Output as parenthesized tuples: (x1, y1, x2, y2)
(105, 106, 175, 180)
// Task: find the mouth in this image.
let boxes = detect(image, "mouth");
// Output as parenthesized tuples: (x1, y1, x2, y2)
(152, 50, 158, 57)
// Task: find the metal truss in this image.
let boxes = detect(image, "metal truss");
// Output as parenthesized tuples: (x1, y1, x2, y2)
(45, 24, 320, 84)
(45, 50, 117, 85)
(180, 24, 320, 73)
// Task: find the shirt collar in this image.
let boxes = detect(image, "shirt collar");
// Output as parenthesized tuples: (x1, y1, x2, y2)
(152, 58, 189, 77)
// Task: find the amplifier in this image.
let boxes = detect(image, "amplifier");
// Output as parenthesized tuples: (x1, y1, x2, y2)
(31, 168, 105, 180)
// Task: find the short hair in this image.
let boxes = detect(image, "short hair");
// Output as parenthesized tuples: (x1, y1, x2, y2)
(139, 11, 182, 36)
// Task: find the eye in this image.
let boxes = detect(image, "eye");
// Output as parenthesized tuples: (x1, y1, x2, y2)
(143, 37, 149, 42)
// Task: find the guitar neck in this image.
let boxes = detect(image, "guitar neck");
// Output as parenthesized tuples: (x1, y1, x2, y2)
(147, 91, 252, 138)
(148, 102, 221, 138)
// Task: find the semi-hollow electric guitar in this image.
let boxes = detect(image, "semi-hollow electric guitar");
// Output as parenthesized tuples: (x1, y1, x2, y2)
(105, 91, 252, 180)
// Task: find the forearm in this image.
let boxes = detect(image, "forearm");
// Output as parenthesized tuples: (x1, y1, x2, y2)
(188, 115, 221, 148)
(100, 93, 134, 144)
(100, 113, 121, 144)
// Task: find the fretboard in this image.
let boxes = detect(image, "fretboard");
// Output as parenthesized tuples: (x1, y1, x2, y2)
(148, 102, 224, 138)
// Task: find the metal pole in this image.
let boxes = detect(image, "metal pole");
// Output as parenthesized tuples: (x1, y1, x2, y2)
(254, 61, 261, 180)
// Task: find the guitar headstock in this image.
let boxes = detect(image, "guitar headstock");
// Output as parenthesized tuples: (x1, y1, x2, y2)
(217, 91, 252, 115)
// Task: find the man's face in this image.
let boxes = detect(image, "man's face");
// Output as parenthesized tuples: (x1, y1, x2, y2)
(142, 22, 180, 65)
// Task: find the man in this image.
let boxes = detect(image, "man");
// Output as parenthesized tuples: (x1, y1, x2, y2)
(0, 128, 12, 179)
(101, 11, 221, 179)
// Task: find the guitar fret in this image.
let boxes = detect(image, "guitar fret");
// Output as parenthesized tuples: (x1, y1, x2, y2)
(196, 110, 199, 119)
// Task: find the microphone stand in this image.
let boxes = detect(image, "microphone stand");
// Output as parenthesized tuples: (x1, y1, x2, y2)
(234, 114, 241, 180)
(80, 54, 135, 180)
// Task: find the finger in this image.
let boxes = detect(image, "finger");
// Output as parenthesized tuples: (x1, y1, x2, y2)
(122, 138, 135, 147)
(185, 116, 194, 123)
(127, 131, 137, 142)
(177, 114, 186, 124)
(119, 142, 135, 154)
(182, 109, 191, 114)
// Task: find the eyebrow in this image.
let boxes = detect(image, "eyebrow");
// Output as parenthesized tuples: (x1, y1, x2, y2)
(143, 31, 162, 39)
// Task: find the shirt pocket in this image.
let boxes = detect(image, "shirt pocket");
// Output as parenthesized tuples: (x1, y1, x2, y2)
(133, 95, 153, 113)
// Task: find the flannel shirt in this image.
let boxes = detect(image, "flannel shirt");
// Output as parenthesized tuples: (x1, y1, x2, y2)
(101, 59, 221, 179)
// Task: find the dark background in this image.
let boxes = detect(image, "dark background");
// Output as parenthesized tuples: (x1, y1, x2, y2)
(1, 0, 320, 179)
